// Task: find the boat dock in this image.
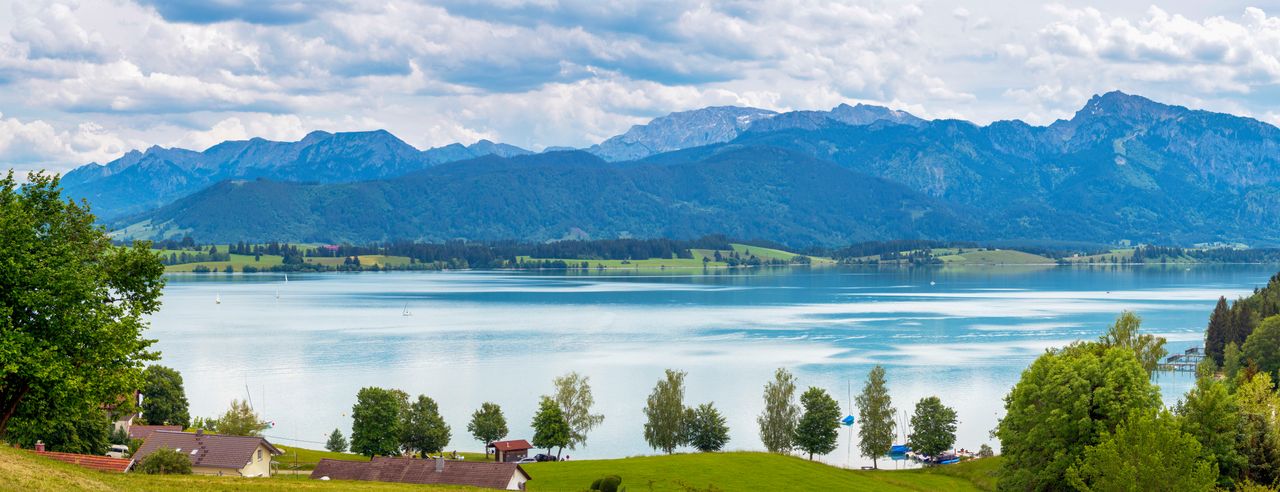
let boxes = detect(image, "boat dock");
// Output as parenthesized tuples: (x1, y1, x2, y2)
(1157, 347, 1205, 373)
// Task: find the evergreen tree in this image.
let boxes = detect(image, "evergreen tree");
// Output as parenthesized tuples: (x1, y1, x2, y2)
(325, 429, 348, 453)
(757, 368, 800, 454)
(908, 396, 957, 459)
(400, 395, 450, 457)
(794, 387, 840, 460)
(643, 369, 689, 454)
(467, 402, 508, 459)
(855, 365, 895, 469)
(531, 396, 571, 459)
(1206, 297, 1231, 363)
(685, 402, 729, 452)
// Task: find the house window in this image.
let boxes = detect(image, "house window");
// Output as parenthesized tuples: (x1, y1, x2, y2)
(257, 449, 263, 461)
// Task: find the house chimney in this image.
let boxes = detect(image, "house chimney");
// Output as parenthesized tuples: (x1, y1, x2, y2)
(35, 441, 45, 452)
(435, 456, 444, 473)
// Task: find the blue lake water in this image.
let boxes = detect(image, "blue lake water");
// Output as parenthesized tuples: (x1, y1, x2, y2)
(148, 264, 1275, 467)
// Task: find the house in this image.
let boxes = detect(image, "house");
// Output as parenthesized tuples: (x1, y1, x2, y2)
(131, 430, 282, 477)
(32, 442, 132, 473)
(128, 424, 184, 442)
(311, 456, 530, 490)
(487, 439, 532, 462)
(101, 390, 143, 433)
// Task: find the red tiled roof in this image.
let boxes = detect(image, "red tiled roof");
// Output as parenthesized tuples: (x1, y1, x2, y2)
(129, 425, 184, 441)
(311, 457, 529, 490)
(132, 431, 281, 470)
(488, 440, 532, 452)
(35, 450, 132, 473)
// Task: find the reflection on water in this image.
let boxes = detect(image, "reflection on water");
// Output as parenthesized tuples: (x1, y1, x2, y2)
(148, 265, 1273, 467)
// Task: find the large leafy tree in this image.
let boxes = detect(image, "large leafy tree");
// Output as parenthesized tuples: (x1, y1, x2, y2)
(1235, 372, 1280, 484)
(467, 402, 508, 458)
(794, 387, 840, 460)
(854, 365, 895, 469)
(1099, 311, 1167, 375)
(908, 396, 957, 459)
(1177, 375, 1243, 485)
(140, 365, 190, 428)
(1066, 410, 1217, 491)
(757, 367, 800, 454)
(552, 372, 604, 450)
(215, 399, 270, 437)
(996, 344, 1161, 490)
(686, 402, 730, 452)
(1242, 316, 1280, 377)
(643, 369, 689, 454)
(351, 387, 409, 456)
(0, 172, 165, 439)
(531, 396, 571, 459)
(400, 395, 450, 457)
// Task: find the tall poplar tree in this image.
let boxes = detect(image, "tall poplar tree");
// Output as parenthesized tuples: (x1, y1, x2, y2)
(642, 369, 688, 454)
(757, 368, 800, 454)
(552, 372, 604, 450)
(854, 365, 895, 469)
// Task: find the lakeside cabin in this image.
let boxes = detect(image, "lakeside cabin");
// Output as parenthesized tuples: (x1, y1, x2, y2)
(130, 430, 282, 477)
(488, 439, 533, 462)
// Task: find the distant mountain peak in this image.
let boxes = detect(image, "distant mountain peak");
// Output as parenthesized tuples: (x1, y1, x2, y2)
(587, 106, 778, 162)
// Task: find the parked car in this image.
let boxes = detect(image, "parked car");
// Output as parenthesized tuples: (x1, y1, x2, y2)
(106, 444, 128, 459)
(515, 457, 537, 464)
(534, 453, 558, 462)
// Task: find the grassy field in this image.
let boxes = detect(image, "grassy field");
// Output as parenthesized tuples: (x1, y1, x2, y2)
(0, 445, 476, 491)
(162, 253, 286, 272)
(518, 255, 725, 269)
(522, 452, 997, 492)
(935, 249, 1054, 265)
(304, 255, 413, 268)
(1059, 248, 1138, 263)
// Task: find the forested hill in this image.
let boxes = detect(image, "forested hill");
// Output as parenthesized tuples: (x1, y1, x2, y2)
(114, 147, 978, 245)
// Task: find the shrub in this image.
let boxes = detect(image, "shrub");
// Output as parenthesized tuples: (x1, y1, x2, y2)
(136, 448, 193, 475)
(590, 475, 626, 492)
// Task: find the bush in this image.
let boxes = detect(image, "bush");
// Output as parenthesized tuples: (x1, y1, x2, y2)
(590, 475, 626, 492)
(136, 448, 193, 475)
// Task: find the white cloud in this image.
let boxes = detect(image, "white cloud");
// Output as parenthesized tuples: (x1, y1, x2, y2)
(0, 112, 135, 172)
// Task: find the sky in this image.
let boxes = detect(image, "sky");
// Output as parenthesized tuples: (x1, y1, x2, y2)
(2, 0, 1280, 175)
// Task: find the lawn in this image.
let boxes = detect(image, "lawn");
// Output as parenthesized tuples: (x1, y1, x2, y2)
(0, 445, 477, 491)
(522, 452, 997, 492)
(161, 253, 286, 272)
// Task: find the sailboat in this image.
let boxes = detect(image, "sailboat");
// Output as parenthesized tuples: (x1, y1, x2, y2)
(889, 409, 910, 455)
(842, 381, 855, 467)
(401, 303, 412, 317)
(215, 292, 222, 305)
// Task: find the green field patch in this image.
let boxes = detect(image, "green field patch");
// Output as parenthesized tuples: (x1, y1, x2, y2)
(304, 255, 412, 267)
(935, 249, 1054, 265)
(163, 253, 285, 272)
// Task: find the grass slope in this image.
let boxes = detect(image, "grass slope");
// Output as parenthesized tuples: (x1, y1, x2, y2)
(274, 445, 486, 471)
(522, 452, 995, 492)
(936, 249, 1053, 265)
(0, 445, 476, 491)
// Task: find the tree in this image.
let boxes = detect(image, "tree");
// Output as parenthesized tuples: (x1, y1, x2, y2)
(4, 402, 111, 455)
(1206, 296, 1232, 363)
(400, 395, 450, 457)
(907, 396, 957, 459)
(351, 387, 409, 457)
(0, 172, 166, 439)
(1235, 372, 1280, 484)
(1242, 316, 1280, 377)
(325, 428, 348, 453)
(794, 387, 840, 460)
(468, 402, 508, 459)
(553, 372, 604, 450)
(977, 444, 994, 458)
(995, 344, 1161, 490)
(1099, 311, 1167, 375)
(855, 365, 896, 469)
(215, 399, 269, 437)
(1177, 375, 1243, 485)
(1223, 342, 1243, 381)
(531, 396, 571, 459)
(1066, 411, 1217, 491)
(757, 368, 800, 454)
(140, 366, 190, 428)
(686, 402, 730, 452)
(643, 369, 689, 454)
(136, 447, 193, 475)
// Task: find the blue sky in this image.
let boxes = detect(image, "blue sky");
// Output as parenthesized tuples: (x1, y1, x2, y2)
(2, 1, 1279, 174)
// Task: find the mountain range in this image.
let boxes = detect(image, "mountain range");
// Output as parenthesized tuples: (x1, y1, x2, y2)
(62, 92, 1280, 246)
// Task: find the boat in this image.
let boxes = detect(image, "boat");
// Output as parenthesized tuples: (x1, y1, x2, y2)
(890, 444, 910, 455)
(402, 303, 412, 317)
(215, 293, 222, 304)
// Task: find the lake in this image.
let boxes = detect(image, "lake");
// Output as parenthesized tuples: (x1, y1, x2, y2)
(148, 264, 1274, 467)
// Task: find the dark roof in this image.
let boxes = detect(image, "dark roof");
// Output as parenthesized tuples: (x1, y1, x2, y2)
(132, 431, 282, 470)
(129, 425, 184, 441)
(34, 450, 132, 473)
(311, 457, 530, 490)
(488, 440, 532, 452)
